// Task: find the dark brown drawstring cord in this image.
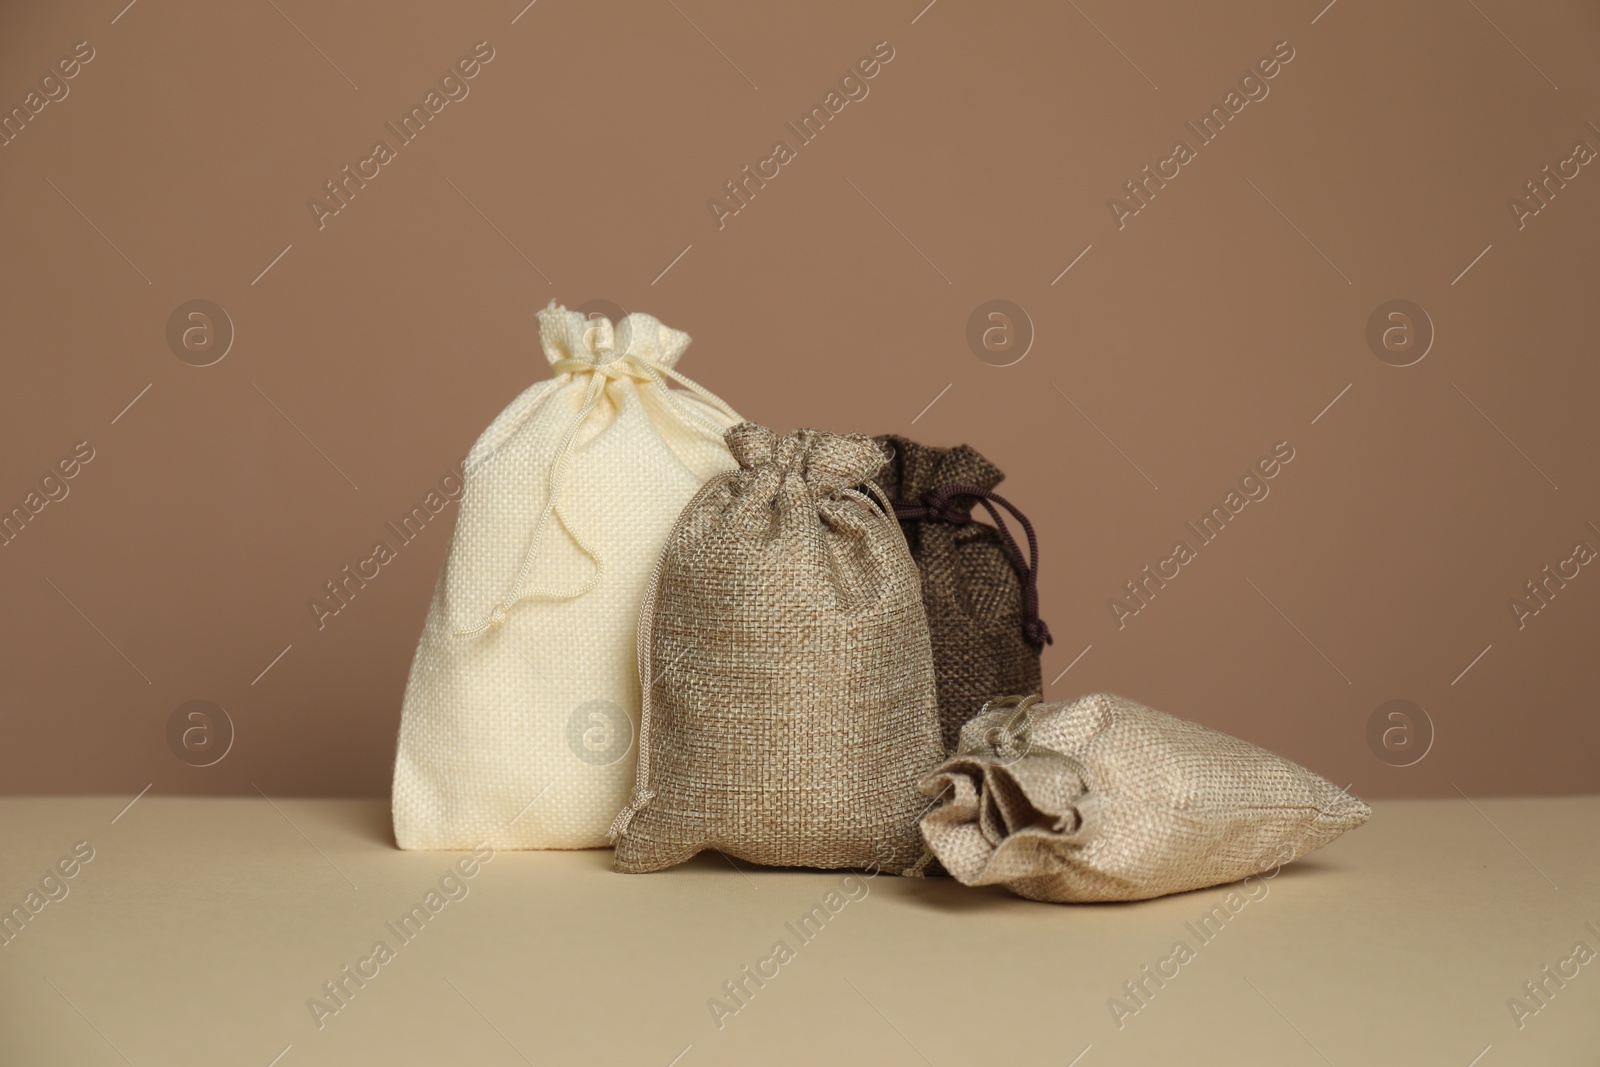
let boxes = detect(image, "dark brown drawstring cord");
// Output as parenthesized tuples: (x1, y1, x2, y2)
(891, 485, 1053, 648)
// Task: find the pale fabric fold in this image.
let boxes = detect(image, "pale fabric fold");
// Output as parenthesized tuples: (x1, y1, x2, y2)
(918, 693, 1371, 902)
(393, 303, 742, 850)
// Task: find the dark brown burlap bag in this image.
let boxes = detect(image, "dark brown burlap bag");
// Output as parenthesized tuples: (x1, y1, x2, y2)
(873, 435, 1051, 753)
(610, 423, 944, 875)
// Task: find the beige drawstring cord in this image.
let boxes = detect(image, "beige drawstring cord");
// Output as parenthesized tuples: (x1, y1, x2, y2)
(454, 344, 739, 640)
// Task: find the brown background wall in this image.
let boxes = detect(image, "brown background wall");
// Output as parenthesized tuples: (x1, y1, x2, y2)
(2, 0, 1596, 800)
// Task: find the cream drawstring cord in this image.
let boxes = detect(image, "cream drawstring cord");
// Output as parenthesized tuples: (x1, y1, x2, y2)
(453, 349, 741, 640)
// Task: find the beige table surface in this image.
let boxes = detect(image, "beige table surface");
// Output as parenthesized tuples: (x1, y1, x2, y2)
(0, 795, 1594, 1066)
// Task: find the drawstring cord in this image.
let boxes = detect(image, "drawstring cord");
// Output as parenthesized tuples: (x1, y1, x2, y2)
(453, 348, 740, 639)
(979, 693, 1041, 759)
(607, 469, 741, 840)
(891, 485, 1053, 648)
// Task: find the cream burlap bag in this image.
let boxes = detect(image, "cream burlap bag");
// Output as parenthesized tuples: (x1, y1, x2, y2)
(392, 304, 741, 850)
(918, 693, 1370, 901)
(610, 424, 944, 875)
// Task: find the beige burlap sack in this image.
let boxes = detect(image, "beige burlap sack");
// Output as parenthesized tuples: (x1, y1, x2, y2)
(610, 424, 944, 875)
(919, 693, 1370, 902)
(392, 304, 741, 851)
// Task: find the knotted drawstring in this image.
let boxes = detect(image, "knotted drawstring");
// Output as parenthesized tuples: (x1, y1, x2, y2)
(453, 345, 740, 639)
(891, 485, 1054, 648)
(980, 694, 1041, 761)
(607, 785, 656, 840)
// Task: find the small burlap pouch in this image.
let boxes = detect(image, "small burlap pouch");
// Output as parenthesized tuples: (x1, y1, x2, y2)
(918, 693, 1370, 902)
(873, 436, 1050, 753)
(610, 423, 944, 875)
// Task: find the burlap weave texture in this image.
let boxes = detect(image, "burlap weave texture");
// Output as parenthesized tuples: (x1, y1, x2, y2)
(873, 436, 1045, 752)
(612, 424, 944, 875)
(919, 693, 1371, 902)
(392, 304, 741, 850)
